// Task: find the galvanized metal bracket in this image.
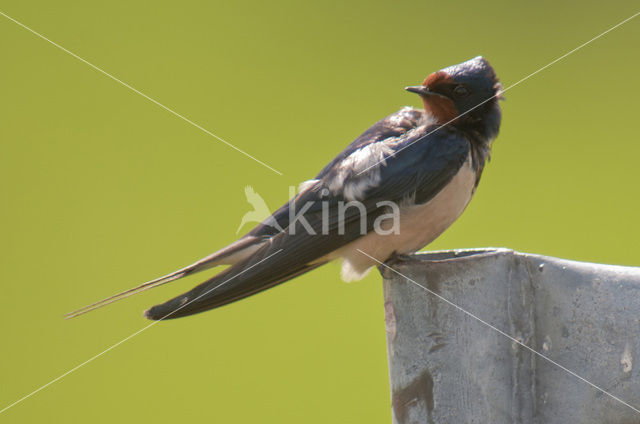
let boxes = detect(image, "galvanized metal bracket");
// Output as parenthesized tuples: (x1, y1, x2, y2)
(382, 248, 640, 424)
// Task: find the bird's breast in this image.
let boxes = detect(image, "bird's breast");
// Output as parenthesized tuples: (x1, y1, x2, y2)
(335, 153, 477, 281)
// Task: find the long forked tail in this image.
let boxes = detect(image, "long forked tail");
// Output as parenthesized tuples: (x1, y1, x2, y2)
(64, 236, 267, 319)
(64, 266, 195, 319)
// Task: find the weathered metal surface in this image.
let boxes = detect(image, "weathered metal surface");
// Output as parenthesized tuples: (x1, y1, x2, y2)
(381, 248, 640, 423)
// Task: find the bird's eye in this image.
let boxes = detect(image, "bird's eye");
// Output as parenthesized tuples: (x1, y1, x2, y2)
(453, 85, 469, 97)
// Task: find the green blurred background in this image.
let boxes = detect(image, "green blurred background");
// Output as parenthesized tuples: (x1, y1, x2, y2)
(1, 1, 639, 422)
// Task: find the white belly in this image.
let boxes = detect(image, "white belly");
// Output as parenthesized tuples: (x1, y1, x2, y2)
(333, 154, 477, 281)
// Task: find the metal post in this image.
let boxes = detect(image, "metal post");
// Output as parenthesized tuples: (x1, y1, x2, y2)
(382, 248, 640, 423)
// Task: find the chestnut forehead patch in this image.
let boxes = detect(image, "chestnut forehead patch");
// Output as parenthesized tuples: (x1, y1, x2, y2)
(422, 71, 455, 88)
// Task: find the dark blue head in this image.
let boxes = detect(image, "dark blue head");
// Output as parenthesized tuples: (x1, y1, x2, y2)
(406, 56, 502, 141)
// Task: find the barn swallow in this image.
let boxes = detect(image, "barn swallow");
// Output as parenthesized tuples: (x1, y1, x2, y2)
(66, 56, 503, 320)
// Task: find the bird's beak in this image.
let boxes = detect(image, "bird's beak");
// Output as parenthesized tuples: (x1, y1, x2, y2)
(405, 85, 448, 99)
(405, 85, 431, 95)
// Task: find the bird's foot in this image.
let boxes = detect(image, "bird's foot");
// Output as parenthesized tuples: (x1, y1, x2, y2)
(381, 252, 415, 268)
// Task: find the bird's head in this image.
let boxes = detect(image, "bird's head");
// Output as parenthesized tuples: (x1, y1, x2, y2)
(406, 56, 503, 140)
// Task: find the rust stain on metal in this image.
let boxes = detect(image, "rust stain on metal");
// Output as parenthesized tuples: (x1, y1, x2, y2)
(385, 301, 397, 341)
(428, 343, 446, 353)
(392, 370, 435, 424)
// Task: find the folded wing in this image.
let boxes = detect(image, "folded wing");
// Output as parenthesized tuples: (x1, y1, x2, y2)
(145, 121, 470, 319)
